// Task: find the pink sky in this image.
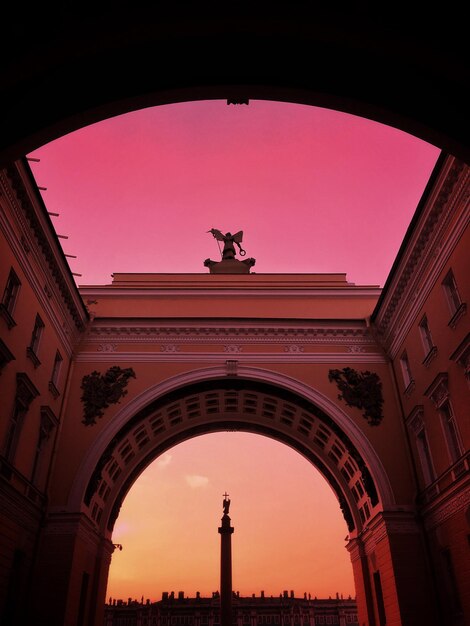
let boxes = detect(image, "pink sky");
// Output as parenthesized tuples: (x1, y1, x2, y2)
(27, 100, 440, 601)
(28, 100, 440, 286)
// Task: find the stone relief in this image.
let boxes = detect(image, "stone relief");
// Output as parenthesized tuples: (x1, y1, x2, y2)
(80, 366, 136, 426)
(328, 367, 384, 426)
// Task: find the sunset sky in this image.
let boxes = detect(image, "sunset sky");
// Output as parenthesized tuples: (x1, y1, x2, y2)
(27, 100, 440, 602)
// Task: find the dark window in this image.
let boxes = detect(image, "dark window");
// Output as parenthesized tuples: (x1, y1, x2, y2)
(419, 315, 435, 355)
(442, 270, 462, 316)
(400, 351, 413, 388)
(27, 314, 44, 367)
(30, 406, 57, 487)
(440, 402, 463, 463)
(3, 373, 39, 462)
(1, 268, 21, 328)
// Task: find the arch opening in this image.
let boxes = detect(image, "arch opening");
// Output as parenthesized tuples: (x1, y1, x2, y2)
(81, 378, 387, 542)
(106, 431, 357, 602)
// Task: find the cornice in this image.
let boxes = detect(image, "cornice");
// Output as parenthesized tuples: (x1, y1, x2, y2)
(1, 162, 88, 332)
(83, 320, 380, 345)
(373, 157, 468, 354)
(0, 199, 77, 355)
(80, 287, 382, 298)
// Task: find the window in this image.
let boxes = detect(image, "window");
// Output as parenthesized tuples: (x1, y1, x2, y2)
(30, 406, 57, 488)
(424, 373, 463, 467)
(416, 428, 435, 486)
(442, 270, 462, 315)
(27, 314, 44, 367)
(49, 350, 63, 397)
(440, 402, 463, 464)
(442, 269, 465, 327)
(418, 315, 437, 365)
(0, 268, 21, 328)
(0, 338, 15, 373)
(3, 373, 39, 463)
(399, 351, 413, 390)
(406, 405, 435, 487)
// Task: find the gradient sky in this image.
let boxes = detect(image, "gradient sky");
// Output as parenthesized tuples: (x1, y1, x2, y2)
(27, 100, 440, 602)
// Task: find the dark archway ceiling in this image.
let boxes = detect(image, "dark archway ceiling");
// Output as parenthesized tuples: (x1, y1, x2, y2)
(0, 7, 469, 166)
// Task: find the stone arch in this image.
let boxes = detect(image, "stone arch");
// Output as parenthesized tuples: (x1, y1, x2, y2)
(70, 367, 395, 541)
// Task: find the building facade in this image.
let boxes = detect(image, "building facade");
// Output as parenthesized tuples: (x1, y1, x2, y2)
(0, 153, 469, 626)
(103, 592, 359, 626)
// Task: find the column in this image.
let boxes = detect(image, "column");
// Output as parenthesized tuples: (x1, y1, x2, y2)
(218, 494, 234, 626)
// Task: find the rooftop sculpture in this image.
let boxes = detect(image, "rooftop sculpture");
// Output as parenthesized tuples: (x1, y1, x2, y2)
(204, 229, 256, 274)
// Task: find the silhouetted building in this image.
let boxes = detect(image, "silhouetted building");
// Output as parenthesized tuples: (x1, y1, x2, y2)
(103, 592, 359, 626)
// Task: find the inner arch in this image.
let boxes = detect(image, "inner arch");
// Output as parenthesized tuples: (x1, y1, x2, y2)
(82, 377, 389, 540)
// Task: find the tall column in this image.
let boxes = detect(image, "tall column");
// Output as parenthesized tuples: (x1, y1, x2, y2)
(218, 493, 234, 626)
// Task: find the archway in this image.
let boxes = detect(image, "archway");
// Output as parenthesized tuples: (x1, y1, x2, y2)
(0, 8, 469, 165)
(32, 367, 437, 626)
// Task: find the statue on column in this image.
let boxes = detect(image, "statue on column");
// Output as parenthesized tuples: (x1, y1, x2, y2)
(222, 493, 231, 515)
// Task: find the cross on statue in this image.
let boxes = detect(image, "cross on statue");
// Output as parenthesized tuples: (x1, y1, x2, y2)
(222, 492, 231, 515)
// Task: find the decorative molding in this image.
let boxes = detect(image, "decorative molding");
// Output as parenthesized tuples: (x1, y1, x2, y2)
(447, 302, 467, 329)
(224, 345, 242, 353)
(225, 359, 238, 376)
(48, 380, 60, 398)
(20, 234, 31, 253)
(0, 303, 17, 329)
(450, 332, 470, 383)
(97, 343, 118, 353)
(26, 346, 41, 368)
(80, 366, 136, 426)
(404, 380, 416, 398)
(16, 372, 40, 409)
(159, 344, 180, 353)
(424, 373, 449, 408)
(347, 345, 366, 353)
(406, 405, 424, 435)
(284, 344, 304, 353)
(328, 367, 384, 426)
(423, 483, 470, 530)
(422, 345, 438, 368)
(74, 351, 388, 364)
(86, 322, 376, 344)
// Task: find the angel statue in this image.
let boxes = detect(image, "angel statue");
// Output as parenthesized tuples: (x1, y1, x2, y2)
(208, 229, 246, 260)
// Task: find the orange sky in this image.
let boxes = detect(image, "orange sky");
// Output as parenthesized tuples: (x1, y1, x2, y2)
(107, 432, 356, 602)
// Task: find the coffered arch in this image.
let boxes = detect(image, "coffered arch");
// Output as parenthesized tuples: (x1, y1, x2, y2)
(70, 367, 395, 541)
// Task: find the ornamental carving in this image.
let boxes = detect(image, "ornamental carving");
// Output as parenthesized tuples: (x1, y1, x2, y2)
(347, 345, 366, 353)
(328, 367, 384, 426)
(224, 345, 242, 353)
(160, 344, 180, 353)
(97, 343, 117, 352)
(284, 345, 304, 353)
(80, 366, 136, 426)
